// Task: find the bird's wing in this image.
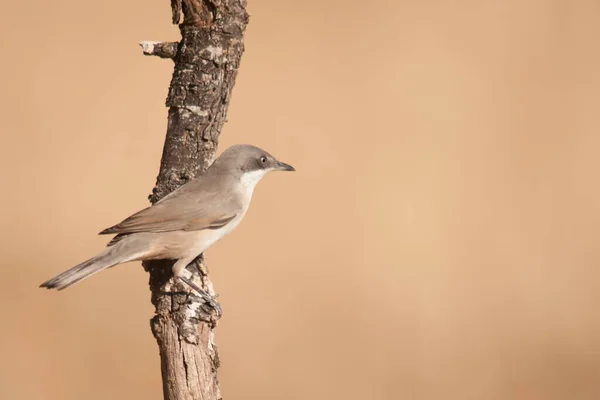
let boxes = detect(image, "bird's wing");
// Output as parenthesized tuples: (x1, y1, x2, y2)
(99, 182, 240, 235)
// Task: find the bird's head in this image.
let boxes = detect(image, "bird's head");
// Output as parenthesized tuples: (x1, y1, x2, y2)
(213, 144, 295, 187)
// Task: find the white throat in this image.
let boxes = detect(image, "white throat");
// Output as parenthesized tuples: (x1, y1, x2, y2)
(240, 169, 268, 192)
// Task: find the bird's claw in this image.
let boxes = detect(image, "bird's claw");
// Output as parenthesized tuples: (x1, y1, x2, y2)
(178, 276, 222, 320)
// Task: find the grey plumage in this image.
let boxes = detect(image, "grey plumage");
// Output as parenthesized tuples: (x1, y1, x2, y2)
(40, 144, 294, 291)
(40, 234, 149, 290)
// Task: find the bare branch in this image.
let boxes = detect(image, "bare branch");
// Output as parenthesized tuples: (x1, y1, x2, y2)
(141, 1, 250, 399)
(171, 0, 183, 24)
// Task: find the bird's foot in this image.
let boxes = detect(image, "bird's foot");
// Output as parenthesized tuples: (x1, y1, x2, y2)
(178, 276, 222, 321)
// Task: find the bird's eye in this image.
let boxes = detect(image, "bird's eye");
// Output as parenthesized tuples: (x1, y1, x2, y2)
(260, 156, 267, 164)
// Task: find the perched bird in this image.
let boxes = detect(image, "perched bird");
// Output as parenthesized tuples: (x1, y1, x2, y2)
(40, 144, 294, 291)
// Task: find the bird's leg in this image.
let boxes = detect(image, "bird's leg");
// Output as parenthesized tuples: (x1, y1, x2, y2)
(172, 258, 222, 320)
(177, 276, 223, 319)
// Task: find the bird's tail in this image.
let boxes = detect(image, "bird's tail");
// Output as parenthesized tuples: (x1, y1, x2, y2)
(40, 236, 146, 291)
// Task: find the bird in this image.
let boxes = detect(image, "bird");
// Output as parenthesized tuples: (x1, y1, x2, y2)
(40, 144, 295, 291)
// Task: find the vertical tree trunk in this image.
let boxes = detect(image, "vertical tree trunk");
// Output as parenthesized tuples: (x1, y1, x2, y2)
(140, 1, 249, 399)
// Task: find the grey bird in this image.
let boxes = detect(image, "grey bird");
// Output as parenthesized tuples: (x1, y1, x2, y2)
(40, 144, 294, 291)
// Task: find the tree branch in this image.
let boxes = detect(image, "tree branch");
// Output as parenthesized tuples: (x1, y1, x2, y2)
(140, 1, 249, 399)
(171, 0, 183, 24)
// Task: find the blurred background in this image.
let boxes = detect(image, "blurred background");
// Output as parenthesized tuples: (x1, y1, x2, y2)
(1, 0, 600, 399)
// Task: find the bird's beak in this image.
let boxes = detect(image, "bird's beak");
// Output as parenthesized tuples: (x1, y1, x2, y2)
(275, 160, 295, 171)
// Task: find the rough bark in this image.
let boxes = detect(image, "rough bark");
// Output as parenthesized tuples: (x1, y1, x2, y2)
(141, 1, 249, 399)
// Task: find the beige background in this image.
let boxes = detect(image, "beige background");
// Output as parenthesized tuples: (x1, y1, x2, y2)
(1, 1, 600, 399)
